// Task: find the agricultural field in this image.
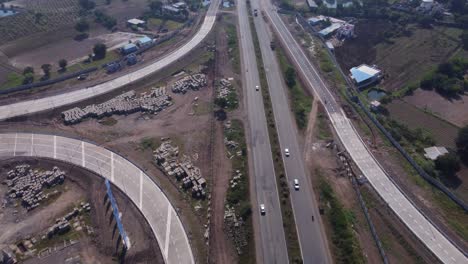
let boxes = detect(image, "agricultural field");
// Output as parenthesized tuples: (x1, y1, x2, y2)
(385, 100, 459, 148)
(0, 0, 80, 45)
(404, 89, 468, 128)
(335, 22, 462, 92)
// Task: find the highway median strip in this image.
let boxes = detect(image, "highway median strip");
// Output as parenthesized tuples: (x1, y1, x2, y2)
(247, 6, 302, 263)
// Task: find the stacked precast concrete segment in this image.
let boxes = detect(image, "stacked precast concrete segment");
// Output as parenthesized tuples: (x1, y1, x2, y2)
(0, 133, 195, 264)
(0, 0, 220, 121)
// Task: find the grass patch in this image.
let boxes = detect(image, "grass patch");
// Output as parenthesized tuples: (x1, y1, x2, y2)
(433, 189, 468, 241)
(317, 112, 332, 140)
(139, 137, 161, 151)
(248, 8, 302, 263)
(69, 51, 120, 72)
(318, 171, 365, 264)
(0, 72, 23, 90)
(226, 23, 241, 74)
(99, 117, 117, 126)
(165, 20, 184, 31)
(224, 119, 255, 264)
(148, 18, 163, 27)
(275, 44, 312, 130)
(193, 101, 212, 115)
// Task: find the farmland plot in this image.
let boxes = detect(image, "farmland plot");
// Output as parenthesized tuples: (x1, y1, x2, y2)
(386, 100, 459, 147)
(0, 0, 80, 45)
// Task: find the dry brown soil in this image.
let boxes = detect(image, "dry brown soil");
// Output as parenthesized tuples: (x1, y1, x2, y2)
(0, 157, 162, 264)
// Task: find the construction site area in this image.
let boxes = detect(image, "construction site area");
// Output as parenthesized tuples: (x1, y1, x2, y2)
(0, 158, 162, 264)
(0, 10, 245, 263)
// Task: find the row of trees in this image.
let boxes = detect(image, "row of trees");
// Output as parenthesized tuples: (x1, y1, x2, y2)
(21, 59, 68, 84)
(420, 58, 468, 97)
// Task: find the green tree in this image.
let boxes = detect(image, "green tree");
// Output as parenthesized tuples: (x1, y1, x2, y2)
(58, 59, 68, 71)
(41, 64, 51, 78)
(93, 43, 107, 59)
(456, 125, 468, 161)
(435, 151, 460, 176)
(23, 66, 34, 75)
(75, 19, 89, 32)
(285, 66, 296, 88)
(461, 31, 468, 50)
(79, 0, 96, 10)
(149, 1, 163, 14)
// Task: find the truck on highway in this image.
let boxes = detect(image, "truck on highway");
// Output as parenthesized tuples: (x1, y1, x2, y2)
(270, 41, 275, 50)
(253, 9, 258, 16)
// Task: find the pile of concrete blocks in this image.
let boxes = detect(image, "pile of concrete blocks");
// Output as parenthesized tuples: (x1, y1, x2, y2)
(224, 137, 238, 150)
(217, 78, 232, 99)
(153, 140, 207, 199)
(224, 207, 248, 255)
(4, 165, 65, 211)
(230, 170, 242, 189)
(46, 202, 90, 239)
(61, 88, 173, 124)
(171, 74, 207, 94)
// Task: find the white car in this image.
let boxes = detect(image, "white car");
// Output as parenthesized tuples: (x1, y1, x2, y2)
(260, 204, 266, 215)
(255, 85, 260, 91)
(294, 179, 299, 190)
(284, 148, 290, 157)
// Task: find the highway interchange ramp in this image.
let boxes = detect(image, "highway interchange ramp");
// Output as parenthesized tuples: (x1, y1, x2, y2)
(0, 133, 194, 264)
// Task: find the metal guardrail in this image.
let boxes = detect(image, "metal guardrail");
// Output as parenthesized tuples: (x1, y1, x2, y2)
(0, 67, 98, 95)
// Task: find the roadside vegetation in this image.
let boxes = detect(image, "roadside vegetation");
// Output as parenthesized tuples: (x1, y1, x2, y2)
(318, 171, 365, 264)
(224, 120, 255, 264)
(247, 7, 302, 263)
(226, 24, 241, 73)
(275, 46, 312, 130)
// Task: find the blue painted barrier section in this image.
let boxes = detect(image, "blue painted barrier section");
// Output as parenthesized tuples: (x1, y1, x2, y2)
(105, 179, 129, 248)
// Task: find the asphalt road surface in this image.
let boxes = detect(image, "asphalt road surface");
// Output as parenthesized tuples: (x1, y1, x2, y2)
(0, 133, 194, 264)
(262, 3, 468, 264)
(250, 2, 332, 263)
(0, 0, 220, 121)
(237, 0, 289, 263)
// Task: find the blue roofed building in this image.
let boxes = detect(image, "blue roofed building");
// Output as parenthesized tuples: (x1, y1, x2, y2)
(318, 23, 342, 38)
(137, 36, 153, 47)
(350, 64, 382, 89)
(121, 43, 138, 55)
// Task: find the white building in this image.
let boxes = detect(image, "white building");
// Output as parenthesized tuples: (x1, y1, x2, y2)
(424, 146, 448, 160)
(350, 64, 382, 89)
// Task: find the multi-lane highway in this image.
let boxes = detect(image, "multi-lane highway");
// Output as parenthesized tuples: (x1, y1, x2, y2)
(261, 3, 468, 263)
(237, 0, 289, 263)
(250, 2, 332, 263)
(0, 0, 220, 121)
(0, 133, 194, 264)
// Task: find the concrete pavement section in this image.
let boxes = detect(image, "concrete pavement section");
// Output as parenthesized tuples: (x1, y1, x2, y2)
(237, 0, 289, 263)
(0, 0, 220, 121)
(0, 133, 194, 264)
(250, 1, 332, 262)
(262, 3, 468, 263)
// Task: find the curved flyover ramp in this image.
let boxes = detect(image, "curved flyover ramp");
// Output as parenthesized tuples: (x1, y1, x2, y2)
(0, 0, 219, 121)
(0, 133, 194, 264)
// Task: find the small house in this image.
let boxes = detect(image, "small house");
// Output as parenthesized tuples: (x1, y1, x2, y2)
(127, 18, 145, 27)
(424, 146, 448, 160)
(137, 36, 153, 47)
(121, 43, 138, 55)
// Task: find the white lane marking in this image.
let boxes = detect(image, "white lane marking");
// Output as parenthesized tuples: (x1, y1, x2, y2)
(30, 134, 34, 156)
(164, 204, 172, 260)
(13, 133, 17, 156)
(111, 152, 114, 182)
(139, 171, 143, 209)
(81, 141, 85, 167)
(53, 136, 57, 159)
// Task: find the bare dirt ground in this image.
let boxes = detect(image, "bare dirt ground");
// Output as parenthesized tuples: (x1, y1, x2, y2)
(0, 157, 162, 264)
(207, 15, 239, 264)
(404, 89, 468, 127)
(305, 105, 442, 263)
(385, 99, 459, 148)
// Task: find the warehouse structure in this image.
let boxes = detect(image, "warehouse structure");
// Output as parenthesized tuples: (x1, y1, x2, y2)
(349, 64, 382, 89)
